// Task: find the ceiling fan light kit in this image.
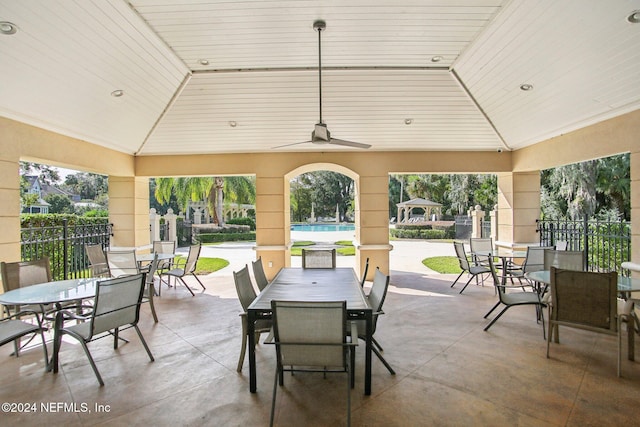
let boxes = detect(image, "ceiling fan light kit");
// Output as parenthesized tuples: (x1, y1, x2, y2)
(273, 20, 371, 150)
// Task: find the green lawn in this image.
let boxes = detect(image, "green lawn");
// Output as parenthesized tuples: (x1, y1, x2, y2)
(422, 256, 461, 274)
(171, 255, 229, 274)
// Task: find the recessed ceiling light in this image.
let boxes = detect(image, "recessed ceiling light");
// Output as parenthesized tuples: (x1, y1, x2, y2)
(228, 121, 237, 127)
(404, 118, 413, 125)
(0, 21, 17, 35)
(199, 59, 210, 65)
(519, 84, 533, 91)
(627, 10, 640, 23)
(430, 56, 443, 63)
(111, 89, 124, 97)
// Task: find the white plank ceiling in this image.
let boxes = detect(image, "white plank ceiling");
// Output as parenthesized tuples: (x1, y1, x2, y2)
(0, 0, 639, 156)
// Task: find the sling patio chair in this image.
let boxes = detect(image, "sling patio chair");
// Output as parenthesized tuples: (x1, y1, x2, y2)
(0, 309, 49, 370)
(506, 246, 555, 290)
(106, 249, 140, 278)
(483, 257, 547, 338)
(252, 257, 269, 292)
(469, 237, 493, 268)
(451, 242, 491, 294)
(85, 243, 110, 278)
(268, 300, 357, 427)
(52, 273, 154, 386)
(233, 265, 272, 372)
(547, 267, 634, 377)
(1, 257, 53, 320)
(159, 243, 205, 296)
(301, 248, 336, 269)
(152, 240, 176, 285)
(143, 253, 160, 323)
(351, 267, 395, 375)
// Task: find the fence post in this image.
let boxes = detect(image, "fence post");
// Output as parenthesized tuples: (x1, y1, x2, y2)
(471, 205, 484, 239)
(62, 218, 69, 280)
(583, 215, 589, 270)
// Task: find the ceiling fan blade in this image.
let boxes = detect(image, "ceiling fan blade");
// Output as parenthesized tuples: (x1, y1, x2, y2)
(328, 138, 372, 149)
(272, 140, 312, 149)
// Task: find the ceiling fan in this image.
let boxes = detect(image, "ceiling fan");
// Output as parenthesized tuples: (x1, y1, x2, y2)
(273, 20, 371, 150)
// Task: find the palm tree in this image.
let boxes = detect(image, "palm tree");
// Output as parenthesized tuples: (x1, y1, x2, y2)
(154, 176, 255, 226)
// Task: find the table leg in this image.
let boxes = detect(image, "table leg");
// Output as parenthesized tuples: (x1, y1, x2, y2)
(50, 310, 64, 373)
(247, 310, 257, 393)
(364, 310, 372, 395)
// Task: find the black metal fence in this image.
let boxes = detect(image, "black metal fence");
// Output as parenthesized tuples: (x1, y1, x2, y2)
(21, 219, 113, 280)
(536, 217, 630, 274)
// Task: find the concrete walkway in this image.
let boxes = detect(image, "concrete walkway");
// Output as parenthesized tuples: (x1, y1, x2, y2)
(186, 231, 456, 279)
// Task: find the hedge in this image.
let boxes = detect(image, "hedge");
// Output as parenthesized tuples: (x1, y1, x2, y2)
(390, 228, 451, 239)
(226, 217, 256, 230)
(198, 232, 256, 243)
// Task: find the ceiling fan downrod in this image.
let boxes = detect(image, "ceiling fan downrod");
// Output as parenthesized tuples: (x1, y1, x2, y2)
(314, 20, 326, 125)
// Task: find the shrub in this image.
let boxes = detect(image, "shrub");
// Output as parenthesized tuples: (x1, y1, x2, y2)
(198, 232, 255, 243)
(227, 217, 256, 230)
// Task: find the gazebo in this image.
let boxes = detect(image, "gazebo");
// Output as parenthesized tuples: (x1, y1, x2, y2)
(396, 198, 443, 223)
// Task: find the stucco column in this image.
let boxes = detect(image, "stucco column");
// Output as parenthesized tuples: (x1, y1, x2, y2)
(471, 205, 484, 238)
(149, 208, 160, 242)
(109, 176, 150, 248)
(357, 173, 392, 280)
(496, 171, 540, 248)
(254, 174, 287, 280)
(0, 156, 21, 263)
(631, 150, 640, 265)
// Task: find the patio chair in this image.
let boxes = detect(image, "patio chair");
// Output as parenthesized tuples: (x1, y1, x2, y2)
(159, 243, 204, 296)
(360, 257, 370, 289)
(470, 237, 493, 268)
(268, 300, 357, 427)
(554, 240, 568, 251)
(252, 257, 269, 292)
(52, 273, 154, 386)
(543, 250, 584, 271)
(1, 257, 54, 320)
(301, 248, 336, 269)
(85, 243, 109, 278)
(547, 267, 631, 377)
(152, 240, 176, 285)
(352, 268, 395, 375)
(483, 257, 546, 338)
(106, 249, 139, 278)
(506, 246, 554, 289)
(451, 242, 491, 294)
(0, 309, 49, 370)
(144, 253, 160, 323)
(233, 265, 272, 372)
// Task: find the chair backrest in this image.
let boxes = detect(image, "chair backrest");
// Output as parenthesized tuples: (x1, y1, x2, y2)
(360, 257, 370, 287)
(183, 244, 201, 274)
(487, 258, 505, 298)
(1, 257, 52, 292)
(251, 257, 269, 292)
(453, 242, 471, 271)
(85, 244, 109, 277)
(153, 240, 176, 269)
(106, 249, 139, 278)
(470, 237, 493, 254)
(544, 250, 584, 271)
(549, 267, 617, 332)
(89, 273, 146, 338)
(302, 248, 336, 269)
(153, 240, 176, 254)
(146, 253, 159, 286)
(368, 268, 390, 333)
(523, 246, 555, 273)
(271, 300, 347, 368)
(555, 240, 568, 251)
(234, 265, 257, 311)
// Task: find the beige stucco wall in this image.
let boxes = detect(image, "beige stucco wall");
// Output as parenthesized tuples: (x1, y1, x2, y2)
(1, 108, 639, 275)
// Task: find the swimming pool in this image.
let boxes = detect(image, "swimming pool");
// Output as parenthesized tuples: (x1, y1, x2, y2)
(291, 223, 355, 232)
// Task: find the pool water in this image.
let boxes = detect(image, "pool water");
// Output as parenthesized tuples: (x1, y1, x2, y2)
(291, 223, 355, 232)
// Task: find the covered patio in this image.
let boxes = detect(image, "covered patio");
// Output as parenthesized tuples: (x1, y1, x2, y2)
(1, 1, 640, 424)
(2, 260, 639, 425)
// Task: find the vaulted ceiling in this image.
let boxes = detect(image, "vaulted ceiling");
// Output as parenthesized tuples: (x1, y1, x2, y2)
(1, 0, 639, 156)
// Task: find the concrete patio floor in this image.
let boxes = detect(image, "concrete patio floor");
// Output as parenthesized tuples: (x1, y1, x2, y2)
(1, 239, 639, 426)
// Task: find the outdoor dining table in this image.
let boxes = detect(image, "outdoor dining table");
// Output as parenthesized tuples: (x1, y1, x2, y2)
(525, 270, 640, 295)
(470, 249, 528, 285)
(0, 277, 101, 369)
(246, 267, 374, 395)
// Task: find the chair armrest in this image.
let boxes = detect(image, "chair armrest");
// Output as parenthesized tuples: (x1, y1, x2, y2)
(349, 321, 359, 346)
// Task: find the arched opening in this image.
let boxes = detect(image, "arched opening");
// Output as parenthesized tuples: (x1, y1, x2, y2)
(284, 163, 361, 272)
